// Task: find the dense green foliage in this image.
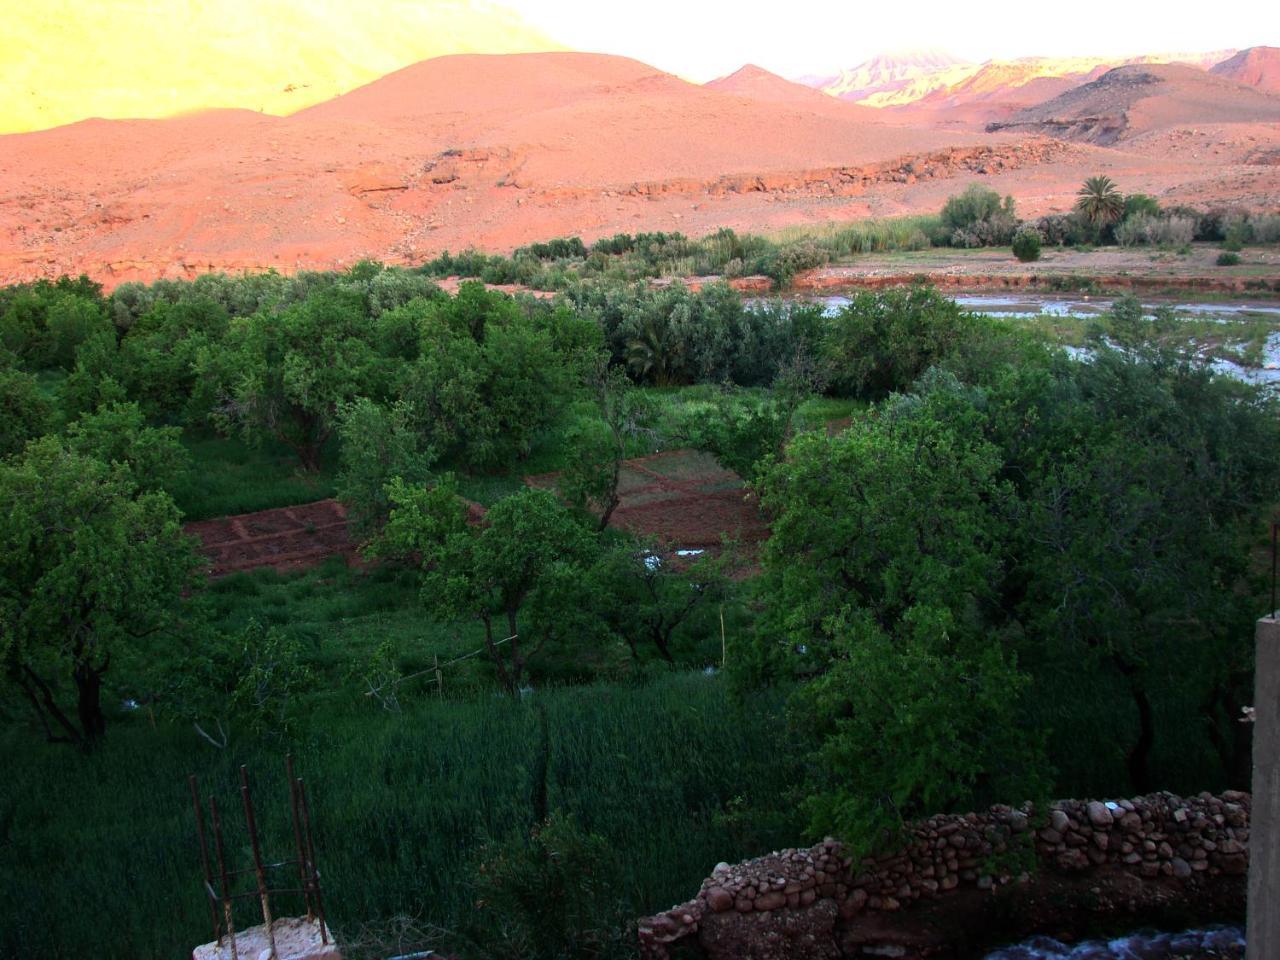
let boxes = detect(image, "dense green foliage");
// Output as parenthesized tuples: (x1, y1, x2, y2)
(1, 252, 1277, 959)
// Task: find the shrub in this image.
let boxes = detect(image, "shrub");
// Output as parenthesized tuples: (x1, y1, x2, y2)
(470, 813, 628, 960)
(1114, 214, 1196, 247)
(940, 184, 1017, 247)
(1123, 194, 1161, 220)
(1217, 252, 1241, 266)
(1012, 227, 1042, 263)
(1252, 213, 1280, 244)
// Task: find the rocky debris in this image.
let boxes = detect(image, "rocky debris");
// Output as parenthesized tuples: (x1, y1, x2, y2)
(531, 140, 1076, 205)
(637, 791, 1251, 960)
(193, 917, 339, 960)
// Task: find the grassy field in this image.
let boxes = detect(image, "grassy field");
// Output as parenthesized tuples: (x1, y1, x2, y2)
(0, 673, 801, 960)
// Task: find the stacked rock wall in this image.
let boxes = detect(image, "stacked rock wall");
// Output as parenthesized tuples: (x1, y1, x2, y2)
(638, 791, 1250, 960)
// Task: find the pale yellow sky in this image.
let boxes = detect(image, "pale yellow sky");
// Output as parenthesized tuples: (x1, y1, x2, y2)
(513, 0, 1275, 81)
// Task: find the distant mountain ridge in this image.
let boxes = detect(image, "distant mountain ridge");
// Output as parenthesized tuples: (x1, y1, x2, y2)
(797, 48, 1240, 112)
(705, 64, 858, 110)
(799, 49, 975, 104)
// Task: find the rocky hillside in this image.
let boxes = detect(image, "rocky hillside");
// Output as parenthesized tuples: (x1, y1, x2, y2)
(1212, 46, 1280, 94)
(988, 63, 1280, 143)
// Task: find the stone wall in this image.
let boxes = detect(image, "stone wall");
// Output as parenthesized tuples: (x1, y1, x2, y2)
(638, 791, 1250, 960)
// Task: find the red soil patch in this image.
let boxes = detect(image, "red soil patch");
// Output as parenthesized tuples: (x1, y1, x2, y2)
(185, 499, 354, 578)
(186, 496, 489, 579)
(526, 448, 768, 552)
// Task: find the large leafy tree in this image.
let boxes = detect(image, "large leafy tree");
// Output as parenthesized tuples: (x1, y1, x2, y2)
(0, 438, 200, 745)
(198, 288, 385, 470)
(821, 286, 976, 400)
(0, 366, 51, 459)
(1074, 175, 1126, 227)
(755, 383, 1047, 845)
(990, 342, 1280, 791)
(376, 483, 597, 694)
(335, 397, 437, 540)
(396, 293, 586, 471)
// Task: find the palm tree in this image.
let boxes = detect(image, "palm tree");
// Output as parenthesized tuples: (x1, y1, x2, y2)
(625, 315, 685, 386)
(1074, 176, 1125, 226)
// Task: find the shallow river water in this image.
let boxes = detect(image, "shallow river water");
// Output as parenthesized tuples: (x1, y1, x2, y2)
(983, 925, 1244, 959)
(798, 294, 1280, 385)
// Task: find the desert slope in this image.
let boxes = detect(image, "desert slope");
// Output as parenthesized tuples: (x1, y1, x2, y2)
(1211, 47, 1280, 94)
(989, 63, 1280, 143)
(0, 0, 563, 134)
(1, 51, 1276, 287)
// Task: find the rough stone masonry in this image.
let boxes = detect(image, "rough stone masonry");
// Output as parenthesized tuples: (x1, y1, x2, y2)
(638, 791, 1250, 960)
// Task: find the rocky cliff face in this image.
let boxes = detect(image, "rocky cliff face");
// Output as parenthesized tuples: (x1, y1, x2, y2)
(638, 791, 1250, 960)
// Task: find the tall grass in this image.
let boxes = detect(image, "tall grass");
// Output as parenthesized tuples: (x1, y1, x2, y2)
(0, 674, 800, 960)
(770, 217, 942, 256)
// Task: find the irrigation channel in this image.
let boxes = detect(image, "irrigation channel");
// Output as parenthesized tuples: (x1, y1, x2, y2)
(797, 294, 1280, 386)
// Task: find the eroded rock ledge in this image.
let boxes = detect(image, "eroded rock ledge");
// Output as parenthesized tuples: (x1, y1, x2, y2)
(638, 791, 1250, 960)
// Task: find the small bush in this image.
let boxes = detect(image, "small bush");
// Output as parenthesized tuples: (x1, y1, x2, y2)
(1114, 214, 1196, 247)
(1012, 227, 1042, 263)
(940, 184, 1017, 246)
(1252, 214, 1280, 244)
(1217, 252, 1242, 267)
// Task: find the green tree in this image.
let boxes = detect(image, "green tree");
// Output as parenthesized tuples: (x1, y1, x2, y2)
(559, 363, 656, 530)
(394, 294, 585, 471)
(591, 543, 730, 663)
(940, 184, 1017, 246)
(166, 620, 314, 748)
(1074, 176, 1126, 228)
(471, 813, 626, 960)
(0, 366, 51, 459)
(821, 286, 976, 399)
(335, 397, 437, 539)
(754, 385, 1047, 845)
(62, 401, 191, 494)
(0, 438, 200, 744)
(198, 288, 385, 470)
(376, 483, 597, 694)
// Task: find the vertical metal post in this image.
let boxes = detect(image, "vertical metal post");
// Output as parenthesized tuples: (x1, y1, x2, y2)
(297, 778, 329, 944)
(1248, 616, 1280, 960)
(210, 797, 239, 960)
(434, 653, 442, 699)
(239, 766, 278, 959)
(286, 755, 315, 920)
(189, 776, 222, 945)
(1270, 521, 1277, 618)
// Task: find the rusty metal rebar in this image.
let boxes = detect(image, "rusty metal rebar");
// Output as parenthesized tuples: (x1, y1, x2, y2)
(239, 766, 279, 959)
(297, 778, 329, 944)
(285, 754, 315, 921)
(189, 775, 222, 945)
(209, 796, 239, 960)
(191, 760, 329, 955)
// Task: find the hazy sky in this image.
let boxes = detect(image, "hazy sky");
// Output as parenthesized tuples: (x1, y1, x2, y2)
(512, 0, 1275, 81)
